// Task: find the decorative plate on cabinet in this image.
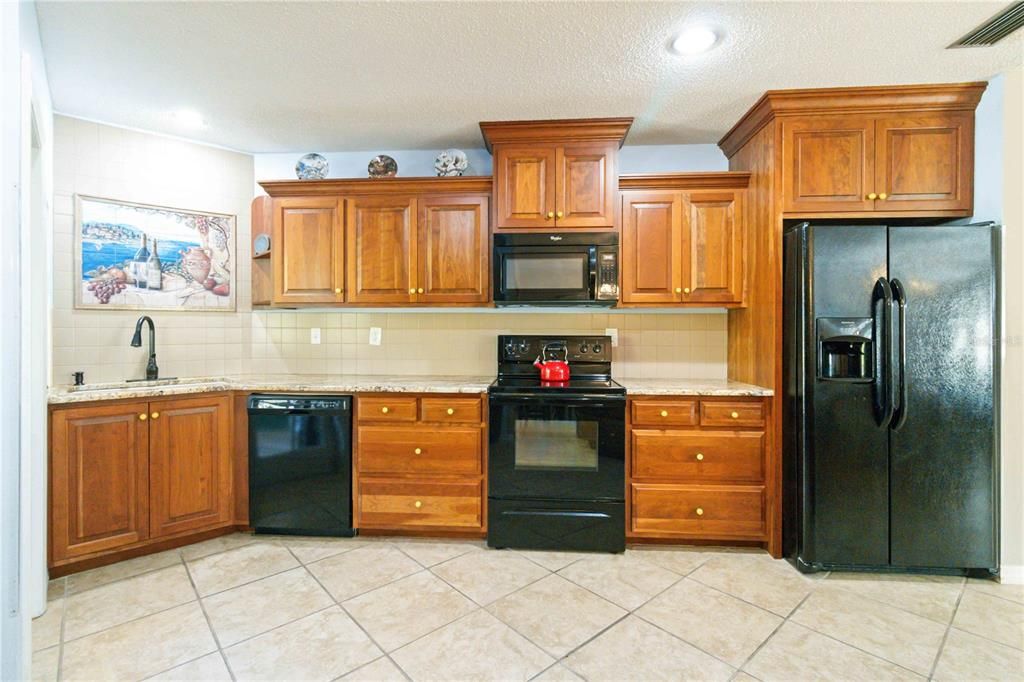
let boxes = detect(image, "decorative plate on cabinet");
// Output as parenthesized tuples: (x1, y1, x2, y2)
(435, 149, 469, 176)
(295, 153, 329, 180)
(368, 155, 398, 178)
(253, 233, 271, 257)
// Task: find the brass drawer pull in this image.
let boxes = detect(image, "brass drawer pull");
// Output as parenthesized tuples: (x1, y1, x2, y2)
(695, 453, 704, 461)
(730, 411, 739, 419)
(660, 410, 669, 417)
(447, 408, 454, 415)
(696, 507, 704, 516)
(414, 500, 422, 509)
(414, 448, 422, 455)
(381, 406, 390, 414)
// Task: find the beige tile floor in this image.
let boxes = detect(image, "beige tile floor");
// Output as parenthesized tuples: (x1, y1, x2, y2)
(32, 533, 1024, 682)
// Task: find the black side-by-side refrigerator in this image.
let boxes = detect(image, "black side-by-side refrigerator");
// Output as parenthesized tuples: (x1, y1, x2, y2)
(783, 222, 999, 574)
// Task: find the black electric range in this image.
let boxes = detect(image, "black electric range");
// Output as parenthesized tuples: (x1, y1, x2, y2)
(487, 335, 626, 553)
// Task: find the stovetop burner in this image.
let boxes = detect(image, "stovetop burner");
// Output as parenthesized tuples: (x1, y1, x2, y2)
(490, 334, 622, 396)
(489, 377, 625, 395)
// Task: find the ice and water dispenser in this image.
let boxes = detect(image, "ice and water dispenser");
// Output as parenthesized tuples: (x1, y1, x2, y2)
(816, 318, 873, 381)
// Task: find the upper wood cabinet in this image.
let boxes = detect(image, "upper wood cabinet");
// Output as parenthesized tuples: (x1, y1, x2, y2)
(50, 395, 233, 565)
(50, 402, 151, 561)
(417, 195, 489, 304)
(148, 395, 232, 538)
(481, 118, 632, 231)
(782, 115, 876, 213)
(619, 173, 748, 307)
(346, 195, 418, 304)
(271, 197, 345, 304)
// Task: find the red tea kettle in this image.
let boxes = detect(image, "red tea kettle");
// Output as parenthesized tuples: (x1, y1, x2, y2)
(534, 343, 571, 381)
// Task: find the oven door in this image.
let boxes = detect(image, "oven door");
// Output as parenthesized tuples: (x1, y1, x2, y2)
(493, 246, 596, 304)
(488, 393, 625, 502)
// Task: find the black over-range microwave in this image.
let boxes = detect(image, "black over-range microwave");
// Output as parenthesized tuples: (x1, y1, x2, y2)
(493, 233, 619, 306)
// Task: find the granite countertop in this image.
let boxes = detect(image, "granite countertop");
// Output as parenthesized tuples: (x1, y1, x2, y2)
(616, 378, 773, 397)
(48, 374, 495, 405)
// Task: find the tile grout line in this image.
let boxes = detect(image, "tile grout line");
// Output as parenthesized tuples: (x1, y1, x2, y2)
(293, 543, 414, 681)
(927, 576, 968, 680)
(56, 577, 68, 682)
(181, 550, 237, 682)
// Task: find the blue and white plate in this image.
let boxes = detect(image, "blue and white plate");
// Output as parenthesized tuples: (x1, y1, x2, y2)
(295, 153, 329, 180)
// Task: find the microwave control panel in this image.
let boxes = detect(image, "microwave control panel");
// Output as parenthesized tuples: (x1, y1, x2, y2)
(596, 248, 619, 300)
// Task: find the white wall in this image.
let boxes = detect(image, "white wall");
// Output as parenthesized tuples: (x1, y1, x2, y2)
(1000, 65, 1023, 583)
(254, 143, 727, 190)
(974, 76, 1004, 223)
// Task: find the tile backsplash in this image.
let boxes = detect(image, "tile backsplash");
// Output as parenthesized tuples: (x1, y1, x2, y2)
(50, 115, 728, 385)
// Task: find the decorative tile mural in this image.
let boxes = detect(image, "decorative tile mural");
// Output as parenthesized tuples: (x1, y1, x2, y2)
(75, 195, 235, 311)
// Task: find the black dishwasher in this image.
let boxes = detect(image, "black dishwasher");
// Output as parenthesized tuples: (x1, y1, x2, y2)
(248, 395, 354, 536)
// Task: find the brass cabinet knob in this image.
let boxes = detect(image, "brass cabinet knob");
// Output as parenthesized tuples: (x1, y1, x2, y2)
(446, 408, 454, 415)
(675, 287, 682, 294)
(414, 500, 423, 509)
(683, 287, 691, 294)
(660, 410, 669, 417)
(695, 453, 704, 461)
(414, 447, 422, 455)
(556, 211, 564, 218)
(381, 406, 389, 414)
(867, 192, 878, 200)
(546, 211, 555, 219)
(731, 411, 740, 419)
(696, 507, 704, 516)
(409, 288, 416, 294)
(878, 192, 888, 200)
(151, 412, 160, 419)
(334, 288, 342, 294)
(417, 288, 424, 294)
(138, 413, 147, 421)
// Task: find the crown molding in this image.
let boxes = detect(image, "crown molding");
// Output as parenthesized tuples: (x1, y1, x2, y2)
(479, 117, 634, 152)
(259, 176, 493, 197)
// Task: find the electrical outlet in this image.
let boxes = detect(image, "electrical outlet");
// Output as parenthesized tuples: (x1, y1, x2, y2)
(310, 327, 321, 345)
(369, 327, 382, 346)
(605, 328, 619, 347)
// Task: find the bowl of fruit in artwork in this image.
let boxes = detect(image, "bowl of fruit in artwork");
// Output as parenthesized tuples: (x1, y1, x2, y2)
(85, 267, 128, 304)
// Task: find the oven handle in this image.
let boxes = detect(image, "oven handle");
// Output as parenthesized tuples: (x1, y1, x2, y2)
(489, 392, 624, 402)
(501, 510, 613, 520)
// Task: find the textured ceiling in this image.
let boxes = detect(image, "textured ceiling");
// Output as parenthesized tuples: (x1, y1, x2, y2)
(36, 1, 1023, 153)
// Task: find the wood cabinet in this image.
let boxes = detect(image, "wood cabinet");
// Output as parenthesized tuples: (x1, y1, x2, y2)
(346, 196, 417, 304)
(271, 197, 345, 304)
(620, 178, 746, 306)
(256, 178, 491, 307)
(627, 395, 771, 542)
(782, 110, 975, 215)
(354, 393, 486, 534)
(481, 119, 632, 231)
(50, 395, 233, 568)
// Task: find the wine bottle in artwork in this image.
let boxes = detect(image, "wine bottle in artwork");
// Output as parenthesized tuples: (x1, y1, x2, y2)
(146, 238, 163, 290)
(131, 235, 149, 288)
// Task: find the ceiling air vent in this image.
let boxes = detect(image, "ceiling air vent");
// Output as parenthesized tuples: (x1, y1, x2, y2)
(949, 1, 1024, 47)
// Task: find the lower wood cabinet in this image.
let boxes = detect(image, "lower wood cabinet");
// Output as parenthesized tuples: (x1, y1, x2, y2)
(49, 394, 233, 567)
(627, 395, 772, 543)
(354, 393, 486, 534)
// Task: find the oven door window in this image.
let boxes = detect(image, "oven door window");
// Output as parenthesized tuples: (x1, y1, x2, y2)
(514, 419, 598, 471)
(504, 254, 589, 291)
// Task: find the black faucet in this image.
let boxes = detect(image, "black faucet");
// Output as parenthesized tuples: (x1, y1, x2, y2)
(130, 315, 159, 380)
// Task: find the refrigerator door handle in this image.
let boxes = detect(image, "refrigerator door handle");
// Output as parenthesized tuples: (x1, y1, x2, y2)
(871, 277, 895, 428)
(891, 278, 909, 431)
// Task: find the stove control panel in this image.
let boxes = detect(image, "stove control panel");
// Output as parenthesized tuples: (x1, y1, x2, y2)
(499, 335, 613, 362)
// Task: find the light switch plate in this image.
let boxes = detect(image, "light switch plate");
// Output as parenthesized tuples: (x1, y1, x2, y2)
(310, 328, 321, 345)
(369, 327, 382, 346)
(605, 328, 619, 347)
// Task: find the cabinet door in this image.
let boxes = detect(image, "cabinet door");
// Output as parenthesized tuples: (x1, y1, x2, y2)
(874, 112, 973, 212)
(346, 196, 417, 303)
(782, 116, 875, 213)
(271, 197, 345, 304)
(417, 194, 489, 304)
(621, 192, 682, 304)
(149, 395, 232, 537)
(556, 142, 616, 229)
(50, 403, 150, 561)
(681, 190, 744, 305)
(494, 145, 557, 228)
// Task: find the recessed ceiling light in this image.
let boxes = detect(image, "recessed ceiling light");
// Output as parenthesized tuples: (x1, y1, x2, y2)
(671, 26, 719, 55)
(170, 109, 205, 128)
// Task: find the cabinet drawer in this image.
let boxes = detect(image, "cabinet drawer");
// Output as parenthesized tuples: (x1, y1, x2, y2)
(631, 400, 698, 427)
(357, 426, 481, 476)
(631, 430, 764, 483)
(631, 484, 765, 538)
(420, 397, 482, 424)
(357, 396, 418, 423)
(358, 479, 482, 529)
(699, 401, 765, 428)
